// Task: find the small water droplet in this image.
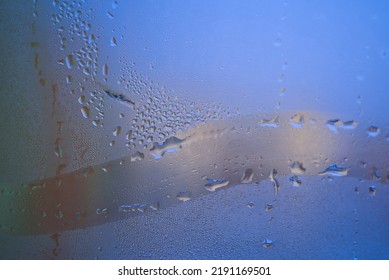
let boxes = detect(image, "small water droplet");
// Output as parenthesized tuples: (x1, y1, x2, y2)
(326, 119, 358, 133)
(241, 168, 254, 183)
(102, 165, 111, 173)
(176, 191, 192, 202)
(289, 175, 302, 187)
(273, 37, 282, 47)
(110, 36, 117, 47)
(318, 164, 350, 177)
(367, 125, 380, 137)
(269, 169, 280, 195)
(265, 204, 274, 212)
(130, 151, 144, 162)
(289, 161, 306, 174)
(259, 115, 279, 128)
(247, 202, 254, 208)
(262, 239, 274, 248)
(107, 11, 114, 19)
(81, 106, 90, 118)
(55, 210, 64, 220)
(65, 54, 74, 69)
(289, 113, 304, 128)
(149, 136, 184, 159)
(102, 63, 108, 76)
(112, 1, 119, 9)
(204, 178, 229, 192)
(112, 126, 121, 136)
(78, 95, 85, 104)
(66, 75, 72, 84)
(369, 185, 376, 195)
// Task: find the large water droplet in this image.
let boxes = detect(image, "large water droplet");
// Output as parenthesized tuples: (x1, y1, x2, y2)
(318, 164, 350, 177)
(204, 178, 229, 192)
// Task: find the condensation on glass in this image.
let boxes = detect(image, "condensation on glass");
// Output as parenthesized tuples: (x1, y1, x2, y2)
(0, 0, 388, 259)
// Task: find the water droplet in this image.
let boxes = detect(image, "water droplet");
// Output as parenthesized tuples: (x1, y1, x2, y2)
(112, 1, 119, 9)
(130, 151, 144, 162)
(269, 169, 280, 195)
(112, 126, 121, 136)
(97, 246, 102, 251)
(326, 119, 358, 133)
(289, 161, 306, 174)
(83, 67, 91, 76)
(247, 202, 254, 208)
(66, 75, 72, 84)
(262, 239, 274, 248)
(318, 164, 350, 177)
(102, 63, 108, 76)
(55, 210, 64, 220)
(65, 54, 74, 69)
(107, 11, 114, 19)
(176, 191, 192, 202)
(204, 178, 229, 192)
(371, 166, 381, 181)
(81, 106, 90, 118)
(265, 204, 274, 212)
(110, 36, 117, 47)
(149, 136, 184, 159)
(289, 175, 302, 187)
(289, 113, 304, 128)
(102, 165, 111, 173)
(369, 185, 376, 195)
(241, 168, 254, 183)
(273, 37, 282, 47)
(78, 95, 85, 104)
(259, 115, 280, 128)
(367, 125, 380, 137)
(125, 130, 133, 140)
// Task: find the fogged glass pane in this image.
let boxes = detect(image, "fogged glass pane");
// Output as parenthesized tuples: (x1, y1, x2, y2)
(0, 0, 388, 260)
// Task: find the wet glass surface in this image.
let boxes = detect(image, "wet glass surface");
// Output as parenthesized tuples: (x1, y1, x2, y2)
(0, 0, 388, 259)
